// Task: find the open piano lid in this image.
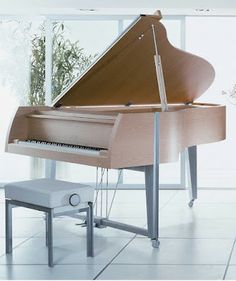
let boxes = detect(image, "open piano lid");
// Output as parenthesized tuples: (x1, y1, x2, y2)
(53, 13, 215, 107)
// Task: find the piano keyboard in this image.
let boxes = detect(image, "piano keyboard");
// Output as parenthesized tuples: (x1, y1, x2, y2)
(16, 139, 106, 156)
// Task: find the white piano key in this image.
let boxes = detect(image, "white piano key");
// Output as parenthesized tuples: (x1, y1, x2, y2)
(17, 140, 103, 156)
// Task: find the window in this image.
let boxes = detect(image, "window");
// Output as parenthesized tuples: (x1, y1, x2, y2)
(0, 19, 44, 183)
(52, 20, 119, 100)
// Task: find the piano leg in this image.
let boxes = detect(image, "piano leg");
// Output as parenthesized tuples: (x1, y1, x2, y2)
(145, 165, 153, 238)
(187, 146, 197, 207)
(145, 168, 160, 247)
(149, 112, 160, 248)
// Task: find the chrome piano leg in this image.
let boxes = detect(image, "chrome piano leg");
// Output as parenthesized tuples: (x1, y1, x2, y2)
(5, 200, 13, 254)
(86, 202, 94, 257)
(145, 165, 160, 248)
(144, 112, 160, 248)
(145, 166, 153, 238)
(187, 146, 197, 207)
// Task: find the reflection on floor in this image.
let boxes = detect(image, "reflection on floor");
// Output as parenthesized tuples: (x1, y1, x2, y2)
(1, 189, 236, 279)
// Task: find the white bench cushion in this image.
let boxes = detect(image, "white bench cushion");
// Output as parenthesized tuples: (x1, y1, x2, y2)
(4, 179, 94, 209)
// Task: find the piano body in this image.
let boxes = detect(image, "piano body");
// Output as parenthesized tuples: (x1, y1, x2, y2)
(5, 12, 226, 246)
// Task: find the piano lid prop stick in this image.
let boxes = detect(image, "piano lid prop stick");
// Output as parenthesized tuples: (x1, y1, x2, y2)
(151, 24, 168, 112)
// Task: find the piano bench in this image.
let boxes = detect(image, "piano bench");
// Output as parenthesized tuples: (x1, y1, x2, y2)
(4, 178, 95, 267)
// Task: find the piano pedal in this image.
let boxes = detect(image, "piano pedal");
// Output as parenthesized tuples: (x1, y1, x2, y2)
(75, 220, 87, 227)
(95, 223, 107, 229)
(75, 220, 103, 228)
(188, 199, 195, 208)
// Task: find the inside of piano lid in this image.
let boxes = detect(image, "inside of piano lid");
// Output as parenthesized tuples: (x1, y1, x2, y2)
(53, 13, 215, 108)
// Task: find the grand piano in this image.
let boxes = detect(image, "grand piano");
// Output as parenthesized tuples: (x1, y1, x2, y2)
(5, 12, 226, 247)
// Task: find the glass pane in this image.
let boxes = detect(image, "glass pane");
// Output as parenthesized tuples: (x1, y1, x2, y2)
(0, 20, 43, 182)
(57, 163, 119, 184)
(123, 19, 136, 30)
(29, 21, 46, 105)
(123, 162, 181, 185)
(162, 19, 181, 48)
(52, 20, 118, 101)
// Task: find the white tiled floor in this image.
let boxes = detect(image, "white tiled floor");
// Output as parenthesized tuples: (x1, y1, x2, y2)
(1, 189, 236, 279)
(97, 265, 226, 280)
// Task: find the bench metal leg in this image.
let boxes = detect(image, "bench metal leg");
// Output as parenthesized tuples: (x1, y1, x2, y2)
(47, 209, 54, 267)
(45, 213, 49, 247)
(86, 202, 94, 257)
(5, 200, 13, 254)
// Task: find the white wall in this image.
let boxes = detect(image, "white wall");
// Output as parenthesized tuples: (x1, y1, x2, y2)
(2, 0, 236, 17)
(186, 16, 236, 188)
(1, 0, 236, 10)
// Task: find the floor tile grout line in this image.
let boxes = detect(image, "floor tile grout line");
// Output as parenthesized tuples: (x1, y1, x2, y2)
(0, 227, 44, 259)
(159, 190, 180, 212)
(0, 237, 33, 259)
(134, 236, 236, 241)
(223, 238, 236, 280)
(6, 229, 45, 251)
(93, 234, 137, 280)
(104, 263, 228, 266)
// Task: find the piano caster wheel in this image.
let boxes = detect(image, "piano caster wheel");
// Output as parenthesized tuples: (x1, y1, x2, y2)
(188, 199, 195, 208)
(151, 239, 160, 248)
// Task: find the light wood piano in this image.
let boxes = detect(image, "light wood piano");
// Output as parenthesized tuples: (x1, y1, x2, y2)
(5, 12, 226, 247)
